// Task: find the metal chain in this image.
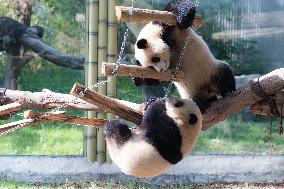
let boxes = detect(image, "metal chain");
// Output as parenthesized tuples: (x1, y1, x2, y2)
(0, 0, 137, 137)
(113, 0, 136, 75)
(164, 28, 192, 98)
(164, 1, 199, 98)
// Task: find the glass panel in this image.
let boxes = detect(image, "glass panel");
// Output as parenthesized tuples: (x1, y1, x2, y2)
(117, 0, 284, 154)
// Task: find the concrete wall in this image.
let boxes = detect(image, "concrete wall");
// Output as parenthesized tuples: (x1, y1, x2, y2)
(1, 155, 284, 184)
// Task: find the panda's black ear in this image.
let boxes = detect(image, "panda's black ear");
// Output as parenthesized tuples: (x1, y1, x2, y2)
(137, 38, 148, 49)
(165, 0, 196, 30)
(188, 113, 198, 125)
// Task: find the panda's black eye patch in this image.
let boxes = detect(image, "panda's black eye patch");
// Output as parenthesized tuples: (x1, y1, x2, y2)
(189, 114, 198, 125)
(175, 101, 184, 107)
(137, 38, 148, 49)
(152, 57, 161, 63)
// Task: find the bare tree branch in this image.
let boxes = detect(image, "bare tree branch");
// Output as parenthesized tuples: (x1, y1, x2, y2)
(202, 68, 284, 130)
(0, 17, 84, 70)
(0, 88, 99, 111)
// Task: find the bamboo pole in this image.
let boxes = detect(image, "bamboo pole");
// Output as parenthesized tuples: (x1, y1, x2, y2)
(115, 6, 203, 28)
(102, 63, 184, 81)
(106, 0, 117, 163)
(96, 0, 108, 164)
(86, 0, 99, 162)
(83, 0, 90, 157)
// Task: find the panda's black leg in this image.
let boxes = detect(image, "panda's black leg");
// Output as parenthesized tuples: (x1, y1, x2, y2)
(215, 63, 236, 97)
(164, 0, 196, 29)
(104, 120, 132, 145)
(193, 95, 216, 114)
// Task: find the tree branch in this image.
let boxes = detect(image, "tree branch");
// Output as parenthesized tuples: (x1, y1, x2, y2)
(202, 69, 284, 130)
(19, 33, 84, 70)
(0, 17, 84, 70)
(0, 88, 100, 111)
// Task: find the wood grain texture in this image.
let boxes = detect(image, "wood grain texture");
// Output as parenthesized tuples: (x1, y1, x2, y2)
(70, 83, 143, 126)
(102, 63, 183, 81)
(115, 6, 202, 28)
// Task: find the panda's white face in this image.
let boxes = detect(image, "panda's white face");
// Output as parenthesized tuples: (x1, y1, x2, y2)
(165, 96, 202, 155)
(135, 23, 171, 72)
(165, 96, 202, 128)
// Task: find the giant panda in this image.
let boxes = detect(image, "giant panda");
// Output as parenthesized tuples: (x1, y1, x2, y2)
(133, 0, 236, 113)
(104, 96, 202, 178)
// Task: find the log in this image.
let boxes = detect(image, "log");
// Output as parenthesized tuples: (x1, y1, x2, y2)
(0, 88, 144, 113)
(0, 119, 47, 135)
(202, 68, 284, 130)
(70, 83, 143, 126)
(0, 102, 22, 117)
(115, 6, 203, 28)
(102, 63, 183, 81)
(0, 88, 100, 111)
(0, 111, 108, 135)
(24, 110, 108, 127)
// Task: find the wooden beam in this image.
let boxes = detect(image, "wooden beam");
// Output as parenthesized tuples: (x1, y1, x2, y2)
(24, 110, 108, 127)
(0, 102, 22, 117)
(70, 83, 143, 126)
(102, 63, 183, 81)
(115, 6, 203, 28)
(0, 88, 100, 112)
(0, 110, 109, 135)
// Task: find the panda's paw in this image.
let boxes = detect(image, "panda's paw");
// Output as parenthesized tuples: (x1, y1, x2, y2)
(131, 77, 144, 86)
(104, 120, 132, 145)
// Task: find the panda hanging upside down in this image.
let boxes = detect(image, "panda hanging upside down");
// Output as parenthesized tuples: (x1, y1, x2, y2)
(133, 0, 236, 113)
(104, 97, 202, 178)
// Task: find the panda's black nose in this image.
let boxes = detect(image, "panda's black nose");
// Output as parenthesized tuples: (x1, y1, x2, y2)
(189, 114, 198, 125)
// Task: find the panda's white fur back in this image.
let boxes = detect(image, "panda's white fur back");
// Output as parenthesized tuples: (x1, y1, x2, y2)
(106, 132, 172, 178)
(135, 23, 218, 99)
(171, 28, 217, 98)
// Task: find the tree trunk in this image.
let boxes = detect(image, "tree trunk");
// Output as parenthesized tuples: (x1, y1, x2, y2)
(4, 47, 23, 89)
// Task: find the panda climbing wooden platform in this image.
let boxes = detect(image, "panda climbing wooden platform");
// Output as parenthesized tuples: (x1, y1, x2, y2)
(101, 6, 202, 81)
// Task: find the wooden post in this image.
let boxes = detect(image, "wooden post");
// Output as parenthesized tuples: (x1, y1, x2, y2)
(70, 83, 143, 126)
(86, 0, 99, 162)
(96, 0, 108, 164)
(106, 0, 117, 163)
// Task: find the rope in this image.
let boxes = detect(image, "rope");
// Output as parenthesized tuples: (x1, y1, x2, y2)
(250, 78, 283, 135)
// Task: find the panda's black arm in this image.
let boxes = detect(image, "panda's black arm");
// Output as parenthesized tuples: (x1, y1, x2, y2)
(164, 0, 196, 29)
(104, 120, 132, 145)
(141, 99, 183, 164)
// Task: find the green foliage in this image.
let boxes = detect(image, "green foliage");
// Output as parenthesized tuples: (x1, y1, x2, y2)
(0, 122, 83, 155)
(20, 58, 84, 93)
(193, 119, 284, 154)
